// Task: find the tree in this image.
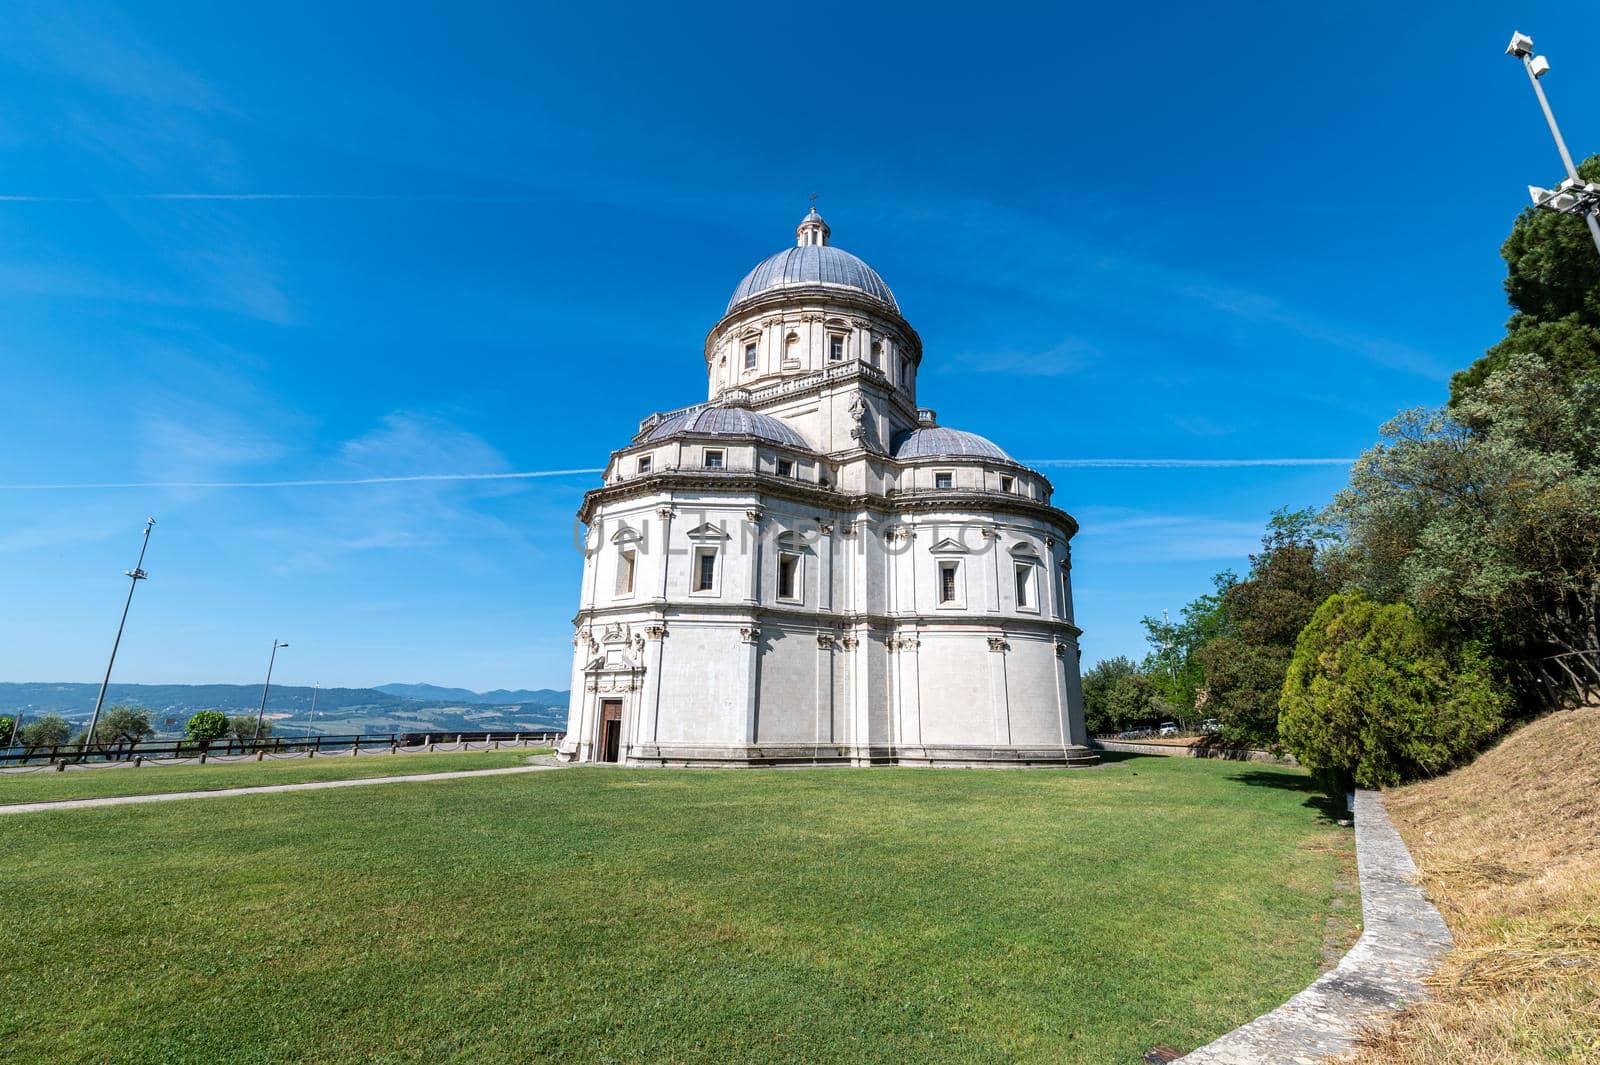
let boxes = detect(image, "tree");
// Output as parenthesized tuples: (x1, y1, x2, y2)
(88, 706, 155, 748)
(1082, 656, 1139, 734)
(185, 710, 230, 743)
(228, 715, 271, 741)
(0, 714, 17, 747)
(1451, 155, 1600, 402)
(1279, 594, 1508, 792)
(1194, 509, 1346, 746)
(19, 714, 71, 749)
(1139, 570, 1234, 718)
(1329, 355, 1600, 705)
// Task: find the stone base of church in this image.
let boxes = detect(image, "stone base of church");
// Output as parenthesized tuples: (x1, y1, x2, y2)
(620, 742, 1099, 769)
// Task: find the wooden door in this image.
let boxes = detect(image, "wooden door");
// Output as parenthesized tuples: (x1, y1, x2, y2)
(600, 700, 622, 763)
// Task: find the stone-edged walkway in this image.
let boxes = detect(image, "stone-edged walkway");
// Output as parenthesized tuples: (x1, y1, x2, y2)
(0, 763, 560, 815)
(1179, 789, 1453, 1064)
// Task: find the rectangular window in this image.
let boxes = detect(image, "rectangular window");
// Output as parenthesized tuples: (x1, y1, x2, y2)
(939, 561, 960, 604)
(778, 552, 800, 601)
(703, 449, 724, 469)
(829, 335, 845, 361)
(776, 458, 793, 478)
(1000, 475, 1014, 494)
(744, 341, 758, 370)
(637, 455, 652, 475)
(695, 549, 717, 592)
(1014, 563, 1032, 609)
(615, 549, 637, 597)
(934, 471, 954, 489)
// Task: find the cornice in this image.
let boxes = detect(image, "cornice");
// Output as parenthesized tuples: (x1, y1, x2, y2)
(573, 599, 1083, 638)
(576, 473, 1079, 539)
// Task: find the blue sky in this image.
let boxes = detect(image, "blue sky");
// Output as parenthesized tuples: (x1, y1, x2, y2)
(2, 2, 1597, 692)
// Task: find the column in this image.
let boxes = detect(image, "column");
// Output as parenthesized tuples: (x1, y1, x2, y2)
(987, 636, 1011, 746)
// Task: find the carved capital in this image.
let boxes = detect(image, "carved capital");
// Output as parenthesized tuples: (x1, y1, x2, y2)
(656, 506, 674, 521)
(816, 632, 836, 649)
(740, 625, 760, 643)
(987, 636, 1009, 653)
(1053, 641, 1068, 657)
(645, 622, 667, 640)
(745, 508, 764, 525)
(840, 634, 860, 650)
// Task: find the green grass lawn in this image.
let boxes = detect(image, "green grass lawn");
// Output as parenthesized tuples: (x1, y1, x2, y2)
(0, 749, 548, 804)
(2, 756, 1352, 1063)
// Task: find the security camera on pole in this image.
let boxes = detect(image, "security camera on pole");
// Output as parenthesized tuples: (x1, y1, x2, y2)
(1507, 31, 1600, 256)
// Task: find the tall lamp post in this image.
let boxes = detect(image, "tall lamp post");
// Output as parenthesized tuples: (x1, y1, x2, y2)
(84, 518, 156, 757)
(1507, 31, 1600, 256)
(305, 682, 319, 739)
(253, 639, 289, 742)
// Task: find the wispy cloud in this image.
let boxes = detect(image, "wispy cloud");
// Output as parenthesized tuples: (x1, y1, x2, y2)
(1073, 511, 1265, 563)
(943, 337, 1095, 377)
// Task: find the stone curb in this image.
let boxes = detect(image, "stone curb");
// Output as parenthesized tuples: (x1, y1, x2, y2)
(1178, 789, 1452, 1064)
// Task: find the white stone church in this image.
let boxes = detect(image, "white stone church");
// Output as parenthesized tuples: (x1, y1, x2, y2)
(557, 208, 1094, 767)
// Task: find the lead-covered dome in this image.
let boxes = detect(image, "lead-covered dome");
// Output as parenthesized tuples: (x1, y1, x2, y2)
(892, 425, 1013, 462)
(642, 403, 812, 450)
(725, 208, 898, 315)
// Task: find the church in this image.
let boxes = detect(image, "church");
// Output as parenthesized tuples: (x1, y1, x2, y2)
(557, 208, 1095, 767)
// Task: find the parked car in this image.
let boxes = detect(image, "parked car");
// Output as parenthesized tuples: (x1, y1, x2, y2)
(1158, 722, 1179, 737)
(1201, 718, 1221, 734)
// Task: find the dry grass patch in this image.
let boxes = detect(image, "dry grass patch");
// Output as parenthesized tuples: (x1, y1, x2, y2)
(1346, 702, 1600, 1064)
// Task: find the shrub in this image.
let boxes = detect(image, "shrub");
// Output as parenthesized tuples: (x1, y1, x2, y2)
(18, 714, 70, 749)
(1279, 593, 1507, 792)
(227, 715, 271, 741)
(93, 706, 156, 747)
(185, 710, 230, 742)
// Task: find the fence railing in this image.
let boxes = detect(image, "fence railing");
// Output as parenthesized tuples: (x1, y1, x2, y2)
(0, 730, 565, 768)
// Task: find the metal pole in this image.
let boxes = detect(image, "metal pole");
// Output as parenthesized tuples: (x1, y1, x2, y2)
(1520, 49, 1600, 254)
(305, 682, 318, 739)
(7, 707, 22, 749)
(254, 640, 287, 741)
(84, 518, 155, 758)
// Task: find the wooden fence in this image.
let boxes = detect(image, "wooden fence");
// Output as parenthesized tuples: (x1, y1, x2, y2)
(0, 730, 565, 768)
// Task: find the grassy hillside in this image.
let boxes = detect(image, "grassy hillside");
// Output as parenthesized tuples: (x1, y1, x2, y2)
(1351, 703, 1600, 1064)
(2, 756, 1350, 1063)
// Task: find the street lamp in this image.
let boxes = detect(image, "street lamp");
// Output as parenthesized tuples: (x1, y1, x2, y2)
(305, 682, 319, 739)
(84, 518, 156, 757)
(253, 639, 289, 742)
(1507, 30, 1600, 256)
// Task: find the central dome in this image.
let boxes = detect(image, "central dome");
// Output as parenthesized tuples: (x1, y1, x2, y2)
(725, 208, 898, 315)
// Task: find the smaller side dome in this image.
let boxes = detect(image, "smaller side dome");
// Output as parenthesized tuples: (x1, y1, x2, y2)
(892, 426, 1013, 463)
(641, 403, 812, 451)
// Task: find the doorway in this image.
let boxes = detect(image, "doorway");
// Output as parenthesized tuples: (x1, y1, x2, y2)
(599, 700, 622, 763)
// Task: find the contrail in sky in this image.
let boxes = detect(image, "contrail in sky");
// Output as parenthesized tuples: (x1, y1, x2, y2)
(1, 458, 1355, 490)
(0, 469, 606, 490)
(0, 193, 551, 204)
(1026, 457, 1356, 468)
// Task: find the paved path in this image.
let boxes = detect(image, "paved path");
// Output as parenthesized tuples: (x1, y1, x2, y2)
(1179, 789, 1454, 1064)
(0, 764, 560, 815)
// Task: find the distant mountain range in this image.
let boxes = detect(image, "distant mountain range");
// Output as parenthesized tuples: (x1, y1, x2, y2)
(373, 683, 568, 705)
(0, 682, 570, 736)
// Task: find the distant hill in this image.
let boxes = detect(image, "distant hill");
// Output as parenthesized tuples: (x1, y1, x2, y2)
(374, 683, 568, 705)
(0, 682, 569, 736)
